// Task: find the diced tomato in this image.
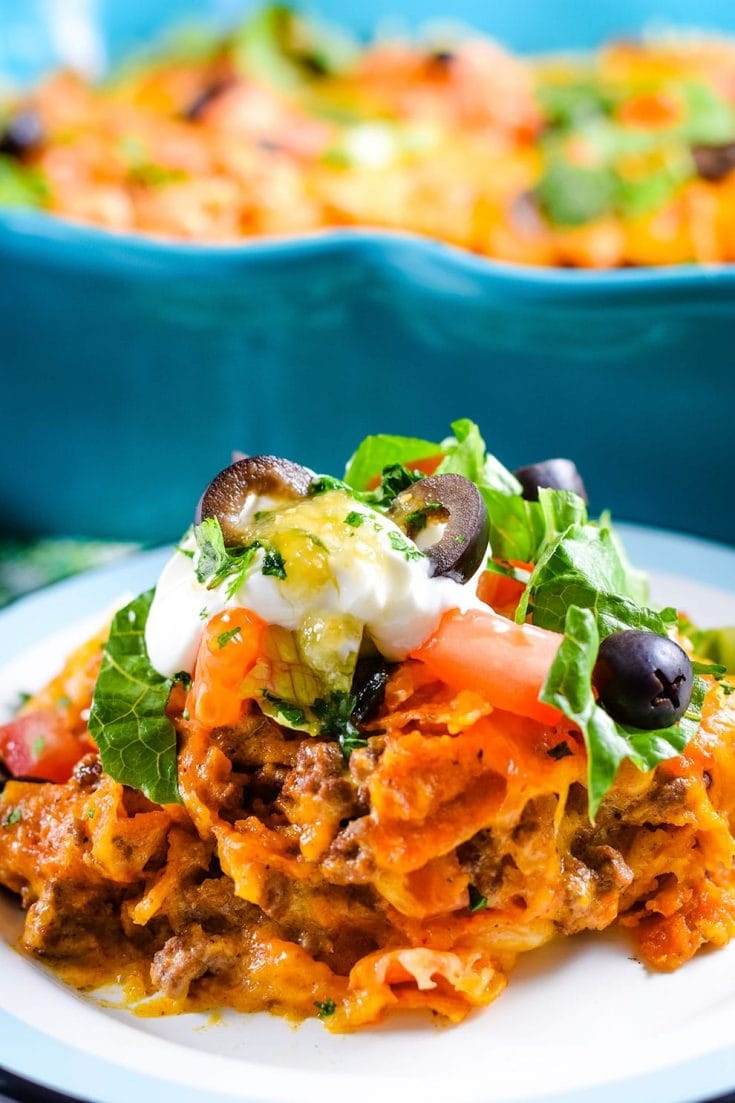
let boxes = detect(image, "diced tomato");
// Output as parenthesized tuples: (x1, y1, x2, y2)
(410, 608, 562, 726)
(0, 709, 88, 782)
(365, 453, 444, 491)
(188, 608, 265, 728)
(477, 561, 532, 618)
(617, 91, 682, 129)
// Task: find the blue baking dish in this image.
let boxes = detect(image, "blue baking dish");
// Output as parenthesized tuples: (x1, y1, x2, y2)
(2, 0, 735, 545)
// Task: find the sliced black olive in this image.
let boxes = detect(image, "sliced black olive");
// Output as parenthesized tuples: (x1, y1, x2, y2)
(426, 49, 456, 71)
(184, 78, 236, 122)
(513, 458, 588, 503)
(593, 630, 693, 730)
(692, 142, 735, 183)
(388, 473, 489, 583)
(195, 455, 313, 545)
(0, 108, 44, 158)
(351, 657, 396, 724)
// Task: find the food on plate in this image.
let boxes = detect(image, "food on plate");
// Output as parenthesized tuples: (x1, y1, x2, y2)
(1, 419, 735, 1031)
(4, 6, 735, 265)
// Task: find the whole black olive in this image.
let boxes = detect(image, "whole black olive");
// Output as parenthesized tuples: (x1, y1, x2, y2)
(0, 109, 44, 158)
(692, 142, 735, 183)
(196, 455, 313, 545)
(513, 458, 588, 503)
(388, 473, 489, 584)
(593, 630, 693, 730)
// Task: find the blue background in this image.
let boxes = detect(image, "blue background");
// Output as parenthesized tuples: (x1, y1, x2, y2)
(1, 0, 734, 545)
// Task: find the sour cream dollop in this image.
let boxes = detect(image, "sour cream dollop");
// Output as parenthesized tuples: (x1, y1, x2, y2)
(145, 488, 485, 678)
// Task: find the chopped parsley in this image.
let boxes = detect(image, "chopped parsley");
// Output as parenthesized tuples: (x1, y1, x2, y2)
(345, 511, 365, 528)
(87, 808, 96, 819)
(216, 627, 242, 649)
(314, 998, 336, 1018)
(388, 531, 424, 561)
(262, 691, 307, 727)
(468, 885, 488, 912)
(3, 809, 22, 828)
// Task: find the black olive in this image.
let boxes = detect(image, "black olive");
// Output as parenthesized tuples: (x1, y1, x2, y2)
(195, 455, 313, 545)
(351, 657, 396, 724)
(388, 473, 489, 583)
(426, 49, 456, 71)
(593, 630, 693, 730)
(692, 142, 735, 182)
(513, 458, 588, 503)
(184, 78, 236, 122)
(0, 108, 44, 158)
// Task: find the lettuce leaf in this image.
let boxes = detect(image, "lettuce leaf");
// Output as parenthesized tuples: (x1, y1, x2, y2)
(437, 418, 521, 495)
(541, 605, 701, 819)
(88, 590, 181, 805)
(344, 433, 440, 491)
(685, 625, 735, 674)
(517, 520, 674, 637)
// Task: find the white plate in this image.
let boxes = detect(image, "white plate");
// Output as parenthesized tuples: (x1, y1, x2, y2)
(2, 526, 735, 1103)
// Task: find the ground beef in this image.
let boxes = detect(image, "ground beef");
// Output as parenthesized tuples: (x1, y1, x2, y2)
(22, 879, 123, 957)
(150, 923, 240, 999)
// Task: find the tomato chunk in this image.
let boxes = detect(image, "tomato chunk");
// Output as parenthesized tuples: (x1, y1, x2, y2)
(0, 709, 87, 782)
(188, 609, 265, 728)
(411, 608, 562, 726)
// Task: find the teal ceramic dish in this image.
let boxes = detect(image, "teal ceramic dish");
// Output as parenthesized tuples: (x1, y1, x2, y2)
(2, 0, 735, 545)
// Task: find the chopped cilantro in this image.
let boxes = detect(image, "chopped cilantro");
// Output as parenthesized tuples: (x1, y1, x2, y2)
(345, 511, 365, 528)
(303, 531, 328, 551)
(3, 809, 22, 828)
(262, 547, 287, 580)
(454, 534, 466, 544)
(405, 502, 442, 534)
(468, 885, 488, 912)
(199, 607, 209, 621)
(263, 691, 306, 727)
(194, 517, 259, 598)
(313, 691, 367, 759)
(216, 627, 242, 649)
(87, 808, 96, 819)
(547, 741, 573, 761)
(388, 531, 424, 561)
(310, 475, 350, 495)
(363, 463, 422, 508)
(314, 998, 336, 1017)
